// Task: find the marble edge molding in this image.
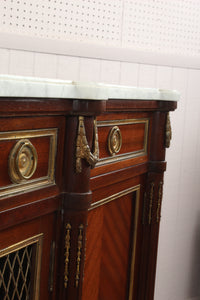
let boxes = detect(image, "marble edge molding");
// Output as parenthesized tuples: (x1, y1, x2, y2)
(0, 74, 180, 101)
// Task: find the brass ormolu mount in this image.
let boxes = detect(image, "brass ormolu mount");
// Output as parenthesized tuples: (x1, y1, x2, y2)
(75, 224, 84, 288)
(76, 116, 99, 173)
(63, 223, 84, 289)
(108, 126, 122, 156)
(9, 139, 38, 183)
(143, 181, 163, 225)
(64, 223, 71, 289)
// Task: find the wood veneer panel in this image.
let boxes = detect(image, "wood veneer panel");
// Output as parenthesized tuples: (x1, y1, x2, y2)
(83, 193, 135, 300)
(91, 112, 152, 176)
(98, 123, 146, 159)
(0, 136, 50, 186)
(106, 99, 177, 112)
(99, 193, 133, 300)
(0, 98, 106, 116)
(82, 207, 103, 300)
(0, 116, 65, 210)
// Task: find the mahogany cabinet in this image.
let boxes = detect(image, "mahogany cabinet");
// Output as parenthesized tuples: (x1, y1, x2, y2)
(0, 92, 177, 300)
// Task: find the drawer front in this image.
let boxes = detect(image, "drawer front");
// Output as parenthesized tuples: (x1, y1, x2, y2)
(0, 116, 64, 199)
(96, 116, 149, 169)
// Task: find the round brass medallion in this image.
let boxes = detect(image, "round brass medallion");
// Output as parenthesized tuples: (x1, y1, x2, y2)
(108, 126, 122, 156)
(9, 139, 38, 183)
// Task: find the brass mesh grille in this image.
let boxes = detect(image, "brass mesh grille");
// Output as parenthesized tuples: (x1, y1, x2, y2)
(0, 234, 43, 300)
(0, 245, 33, 300)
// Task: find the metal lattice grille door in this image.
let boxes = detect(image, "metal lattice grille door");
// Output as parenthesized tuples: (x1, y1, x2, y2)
(0, 234, 43, 300)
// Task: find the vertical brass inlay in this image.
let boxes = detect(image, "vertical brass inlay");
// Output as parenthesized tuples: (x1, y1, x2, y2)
(76, 116, 99, 173)
(64, 223, 71, 289)
(148, 182, 154, 225)
(128, 187, 140, 300)
(165, 112, 172, 148)
(157, 182, 163, 223)
(75, 224, 84, 288)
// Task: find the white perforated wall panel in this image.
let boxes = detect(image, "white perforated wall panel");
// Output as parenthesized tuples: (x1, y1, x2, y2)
(0, 0, 200, 62)
(122, 0, 200, 56)
(0, 0, 122, 45)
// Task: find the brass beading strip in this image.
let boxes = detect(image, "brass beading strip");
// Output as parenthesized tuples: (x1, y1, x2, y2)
(148, 182, 154, 225)
(157, 182, 163, 223)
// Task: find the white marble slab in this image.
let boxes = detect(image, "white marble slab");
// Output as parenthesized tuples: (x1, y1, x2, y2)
(0, 75, 180, 101)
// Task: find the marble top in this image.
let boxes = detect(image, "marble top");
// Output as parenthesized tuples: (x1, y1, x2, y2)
(0, 75, 180, 101)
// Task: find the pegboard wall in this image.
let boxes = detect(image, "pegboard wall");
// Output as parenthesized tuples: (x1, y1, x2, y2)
(123, 0, 200, 56)
(0, 0, 123, 45)
(0, 0, 200, 58)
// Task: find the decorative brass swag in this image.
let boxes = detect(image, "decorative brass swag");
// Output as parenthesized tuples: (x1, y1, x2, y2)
(76, 116, 99, 173)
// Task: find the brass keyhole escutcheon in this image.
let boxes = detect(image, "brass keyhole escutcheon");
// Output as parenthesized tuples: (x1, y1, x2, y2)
(9, 139, 38, 183)
(108, 126, 122, 156)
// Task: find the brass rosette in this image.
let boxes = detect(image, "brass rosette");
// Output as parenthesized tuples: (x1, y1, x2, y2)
(108, 126, 122, 156)
(9, 139, 38, 183)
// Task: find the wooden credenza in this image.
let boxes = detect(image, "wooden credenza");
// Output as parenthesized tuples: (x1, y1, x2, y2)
(0, 82, 177, 300)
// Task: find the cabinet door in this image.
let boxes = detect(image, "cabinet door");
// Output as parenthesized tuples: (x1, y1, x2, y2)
(82, 186, 141, 300)
(0, 212, 57, 300)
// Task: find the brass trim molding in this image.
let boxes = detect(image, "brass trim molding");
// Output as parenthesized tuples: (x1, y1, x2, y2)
(97, 118, 149, 166)
(0, 233, 43, 300)
(89, 184, 141, 210)
(76, 116, 99, 173)
(0, 128, 57, 199)
(165, 112, 172, 148)
(64, 223, 71, 289)
(75, 224, 84, 288)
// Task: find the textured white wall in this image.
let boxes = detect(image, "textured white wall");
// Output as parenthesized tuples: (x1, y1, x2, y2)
(1, 0, 200, 58)
(1, 0, 200, 68)
(1, 1, 200, 300)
